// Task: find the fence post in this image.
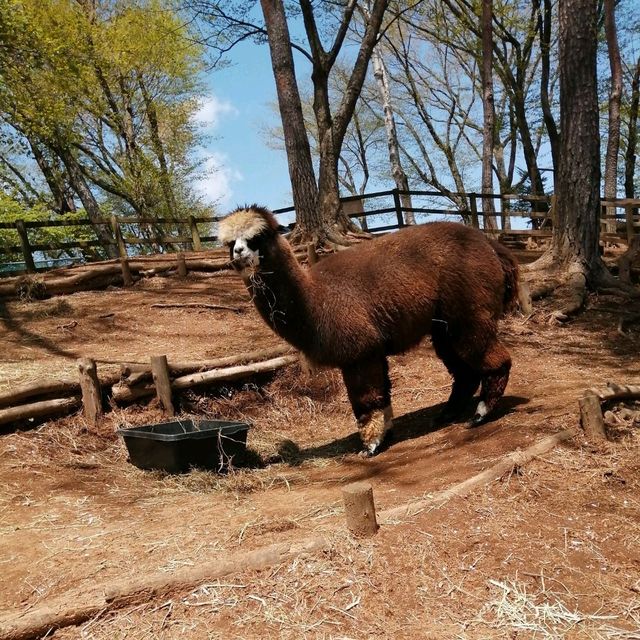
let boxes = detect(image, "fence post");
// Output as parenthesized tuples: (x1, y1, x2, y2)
(110, 215, 127, 260)
(177, 252, 187, 277)
(151, 355, 174, 416)
(392, 188, 405, 228)
(15, 220, 36, 273)
(469, 195, 479, 229)
(189, 215, 202, 252)
(625, 204, 635, 244)
(78, 357, 102, 428)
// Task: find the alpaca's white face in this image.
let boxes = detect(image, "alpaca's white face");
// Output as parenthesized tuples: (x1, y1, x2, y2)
(230, 236, 260, 270)
(218, 209, 270, 273)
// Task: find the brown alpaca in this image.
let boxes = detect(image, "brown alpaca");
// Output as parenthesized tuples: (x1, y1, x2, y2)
(218, 205, 518, 456)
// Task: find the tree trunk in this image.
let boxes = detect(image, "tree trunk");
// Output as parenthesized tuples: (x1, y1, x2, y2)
(539, 0, 560, 173)
(56, 146, 118, 257)
(552, 0, 602, 278)
(624, 57, 640, 201)
(603, 0, 623, 233)
(480, 0, 497, 231)
(138, 74, 179, 219)
(28, 138, 76, 214)
(370, 44, 414, 224)
(259, 0, 321, 242)
(301, 0, 389, 242)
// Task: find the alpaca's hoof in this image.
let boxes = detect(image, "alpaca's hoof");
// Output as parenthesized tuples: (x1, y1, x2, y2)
(467, 401, 489, 428)
(358, 441, 380, 457)
(468, 413, 486, 428)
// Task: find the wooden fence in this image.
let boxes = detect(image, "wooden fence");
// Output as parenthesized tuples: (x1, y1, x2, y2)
(2, 189, 639, 275)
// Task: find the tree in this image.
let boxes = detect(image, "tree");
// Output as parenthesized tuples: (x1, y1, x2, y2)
(603, 0, 623, 232)
(480, 0, 497, 230)
(0, 0, 209, 259)
(526, 0, 638, 319)
(361, 1, 414, 224)
(552, 0, 601, 273)
(292, 0, 391, 243)
(259, 0, 323, 239)
(624, 56, 640, 200)
(197, 0, 390, 245)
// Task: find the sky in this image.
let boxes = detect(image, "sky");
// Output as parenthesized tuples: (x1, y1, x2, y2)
(191, 40, 298, 215)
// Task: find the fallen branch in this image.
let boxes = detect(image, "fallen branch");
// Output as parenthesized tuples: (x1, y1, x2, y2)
(117, 345, 294, 376)
(110, 382, 156, 405)
(586, 382, 640, 402)
(172, 355, 299, 390)
(379, 428, 577, 524)
(111, 354, 299, 404)
(150, 303, 243, 312)
(0, 373, 120, 409)
(0, 379, 79, 409)
(0, 537, 328, 640)
(0, 397, 81, 427)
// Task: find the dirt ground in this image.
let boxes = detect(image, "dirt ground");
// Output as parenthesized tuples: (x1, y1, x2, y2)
(1, 266, 640, 639)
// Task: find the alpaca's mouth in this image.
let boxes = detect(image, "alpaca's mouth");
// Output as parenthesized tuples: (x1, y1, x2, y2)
(231, 256, 256, 270)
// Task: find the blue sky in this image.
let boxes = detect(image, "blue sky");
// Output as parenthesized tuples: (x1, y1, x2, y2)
(192, 40, 301, 214)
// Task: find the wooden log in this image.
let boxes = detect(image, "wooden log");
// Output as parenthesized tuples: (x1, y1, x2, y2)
(0, 537, 328, 640)
(379, 428, 577, 524)
(342, 482, 378, 537)
(172, 355, 299, 390)
(111, 382, 155, 404)
(0, 397, 80, 427)
(0, 372, 121, 409)
(579, 394, 607, 440)
(0, 379, 79, 409)
(151, 355, 174, 416)
(117, 345, 294, 375)
(121, 370, 151, 387)
(177, 252, 187, 277)
(77, 358, 102, 428)
(586, 382, 640, 402)
(111, 354, 298, 405)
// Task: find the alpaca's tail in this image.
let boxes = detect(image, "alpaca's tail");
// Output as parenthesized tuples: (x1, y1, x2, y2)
(489, 239, 520, 314)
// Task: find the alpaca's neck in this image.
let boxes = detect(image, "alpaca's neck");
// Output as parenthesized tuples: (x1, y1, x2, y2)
(244, 238, 318, 354)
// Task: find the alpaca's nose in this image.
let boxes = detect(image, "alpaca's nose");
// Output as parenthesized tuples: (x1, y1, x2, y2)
(233, 246, 243, 257)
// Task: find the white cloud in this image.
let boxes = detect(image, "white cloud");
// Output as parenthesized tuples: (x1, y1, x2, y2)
(193, 151, 243, 207)
(193, 94, 239, 130)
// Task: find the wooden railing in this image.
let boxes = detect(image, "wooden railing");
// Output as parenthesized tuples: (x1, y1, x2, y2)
(2, 189, 639, 275)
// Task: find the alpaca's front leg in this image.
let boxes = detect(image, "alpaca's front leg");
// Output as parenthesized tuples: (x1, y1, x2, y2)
(341, 356, 393, 456)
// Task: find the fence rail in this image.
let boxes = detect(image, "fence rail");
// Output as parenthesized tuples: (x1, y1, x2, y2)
(2, 189, 639, 275)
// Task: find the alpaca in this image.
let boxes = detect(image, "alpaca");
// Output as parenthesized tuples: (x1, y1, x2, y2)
(218, 205, 519, 456)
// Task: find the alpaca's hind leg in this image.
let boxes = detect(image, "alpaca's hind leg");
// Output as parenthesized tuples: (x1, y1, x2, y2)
(471, 339, 512, 426)
(432, 326, 481, 423)
(341, 355, 393, 456)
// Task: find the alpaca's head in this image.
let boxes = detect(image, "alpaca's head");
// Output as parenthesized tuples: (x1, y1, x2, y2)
(218, 205, 280, 271)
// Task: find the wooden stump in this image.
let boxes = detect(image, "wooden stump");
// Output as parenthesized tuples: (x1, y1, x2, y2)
(177, 253, 187, 277)
(77, 358, 102, 428)
(579, 393, 607, 441)
(342, 482, 378, 537)
(151, 355, 175, 416)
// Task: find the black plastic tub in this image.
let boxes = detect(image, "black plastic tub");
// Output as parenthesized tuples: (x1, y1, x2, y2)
(117, 419, 251, 473)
